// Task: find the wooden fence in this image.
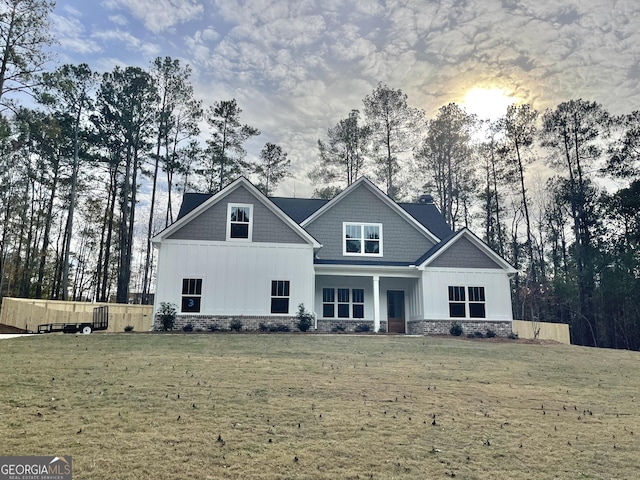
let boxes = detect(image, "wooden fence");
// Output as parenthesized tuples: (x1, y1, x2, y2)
(512, 320, 570, 344)
(0, 297, 153, 333)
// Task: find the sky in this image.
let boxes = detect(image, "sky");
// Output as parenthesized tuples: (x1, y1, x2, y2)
(50, 0, 640, 197)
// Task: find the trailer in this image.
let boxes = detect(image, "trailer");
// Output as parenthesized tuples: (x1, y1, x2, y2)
(37, 306, 109, 334)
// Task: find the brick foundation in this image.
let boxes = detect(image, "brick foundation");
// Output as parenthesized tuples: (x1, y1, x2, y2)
(316, 319, 379, 333)
(154, 314, 512, 336)
(407, 319, 512, 336)
(155, 315, 299, 332)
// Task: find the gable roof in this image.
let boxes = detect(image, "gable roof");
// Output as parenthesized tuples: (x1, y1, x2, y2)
(300, 177, 443, 243)
(152, 177, 321, 248)
(416, 228, 517, 273)
(176, 192, 213, 220)
(269, 197, 328, 223)
(399, 203, 452, 240)
(172, 181, 451, 239)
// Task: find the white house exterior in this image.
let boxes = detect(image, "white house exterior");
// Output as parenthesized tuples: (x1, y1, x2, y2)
(152, 176, 517, 335)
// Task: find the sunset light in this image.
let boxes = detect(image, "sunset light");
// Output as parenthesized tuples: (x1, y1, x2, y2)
(462, 87, 520, 121)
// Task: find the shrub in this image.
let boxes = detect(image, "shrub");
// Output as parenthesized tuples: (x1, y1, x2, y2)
(449, 322, 463, 336)
(269, 324, 291, 332)
(485, 329, 496, 338)
(229, 319, 243, 332)
(354, 323, 371, 333)
(508, 331, 519, 340)
(195, 327, 203, 332)
(473, 331, 484, 338)
(296, 304, 314, 332)
(182, 324, 194, 332)
(332, 324, 346, 333)
(124, 325, 134, 332)
(157, 302, 177, 331)
(377, 326, 387, 333)
(259, 322, 269, 332)
(207, 324, 220, 332)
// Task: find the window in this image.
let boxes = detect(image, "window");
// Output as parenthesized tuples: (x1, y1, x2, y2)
(448, 286, 466, 318)
(182, 278, 202, 312)
(448, 286, 487, 318)
(271, 280, 290, 314)
(322, 288, 335, 317)
(343, 223, 382, 256)
(468, 286, 486, 318)
(322, 287, 365, 319)
(227, 204, 253, 240)
(337, 288, 350, 318)
(352, 288, 364, 318)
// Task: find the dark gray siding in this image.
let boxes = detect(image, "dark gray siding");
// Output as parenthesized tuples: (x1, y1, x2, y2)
(429, 236, 502, 269)
(305, 184, 436, 262)
(168, 186, 308, 244)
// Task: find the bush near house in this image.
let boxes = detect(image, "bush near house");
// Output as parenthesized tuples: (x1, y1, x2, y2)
(229, 319, 243, 332)
(157, 302, 177, 331)
(296, 304, 314, 332)
(449, 322, 463, 336)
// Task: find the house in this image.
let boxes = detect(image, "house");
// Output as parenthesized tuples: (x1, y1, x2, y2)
(151, 176, 517, 335)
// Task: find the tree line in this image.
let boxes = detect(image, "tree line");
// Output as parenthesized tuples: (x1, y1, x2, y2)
(1, 0, 638, 349)
(0, 1, 290, 306)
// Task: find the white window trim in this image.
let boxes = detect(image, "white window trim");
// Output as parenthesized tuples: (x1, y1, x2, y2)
(226, 203, 253, 241)
(468, 286, 486, 319)
(270, 279, 291, 315)
(342, 222, 383, 257)
(448, 285, 487, 319)
(181, 277, 203, 313)
(322, 287, 365, 319)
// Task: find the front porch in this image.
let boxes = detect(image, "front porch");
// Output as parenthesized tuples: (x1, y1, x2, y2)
(313, 267, 423, 333)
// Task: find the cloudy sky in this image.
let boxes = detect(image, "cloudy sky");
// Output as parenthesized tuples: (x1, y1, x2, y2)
(51, 0, 640, 196)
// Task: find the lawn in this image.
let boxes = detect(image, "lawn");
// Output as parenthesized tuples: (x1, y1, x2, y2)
(0, 334, 638, 479)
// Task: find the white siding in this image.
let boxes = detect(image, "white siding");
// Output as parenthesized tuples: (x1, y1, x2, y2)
(421, 268, 513, 321)
(154, 240, 315, 316)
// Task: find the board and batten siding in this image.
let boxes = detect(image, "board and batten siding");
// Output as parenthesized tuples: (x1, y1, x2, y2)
(421, 268, 513, 321)
(168, 186, 308, 244)
(305, 185, 436, 262)
(155, 240, 315, 316)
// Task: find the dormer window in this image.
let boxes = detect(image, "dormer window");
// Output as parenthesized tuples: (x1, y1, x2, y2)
(343, 223, 382, 256)
(227, 203, 253, 240)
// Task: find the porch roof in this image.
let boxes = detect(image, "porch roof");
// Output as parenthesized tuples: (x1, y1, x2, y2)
(314, 259, 414, 267)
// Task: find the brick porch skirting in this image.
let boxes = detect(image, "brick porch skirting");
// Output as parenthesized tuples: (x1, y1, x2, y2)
(407, 319, 512, 336)
(316, 319, 381, 333)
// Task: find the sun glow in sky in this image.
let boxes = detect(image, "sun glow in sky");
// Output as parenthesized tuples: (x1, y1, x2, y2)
(461, 88, 520, 121)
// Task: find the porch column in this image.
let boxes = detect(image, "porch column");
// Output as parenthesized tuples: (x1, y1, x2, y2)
(373, 275, 380, 332)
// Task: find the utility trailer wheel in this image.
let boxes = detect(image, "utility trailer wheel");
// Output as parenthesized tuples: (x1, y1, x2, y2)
(81, 325, 93, 335)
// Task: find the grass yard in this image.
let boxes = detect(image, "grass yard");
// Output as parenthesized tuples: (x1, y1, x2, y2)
(0, 334, 638, 479)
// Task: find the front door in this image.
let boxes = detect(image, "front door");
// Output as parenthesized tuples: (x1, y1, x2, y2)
(387, 290, 405, 333)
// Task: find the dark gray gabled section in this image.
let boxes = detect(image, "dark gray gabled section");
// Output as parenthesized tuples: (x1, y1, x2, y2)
(168, 186, 308, 244)
(304, 183, 436, 262)
(428, 236, 502, 269)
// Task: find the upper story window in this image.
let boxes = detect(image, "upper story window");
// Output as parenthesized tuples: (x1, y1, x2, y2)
(343, 223, 382, 256)
(227, 204, 253, 240)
